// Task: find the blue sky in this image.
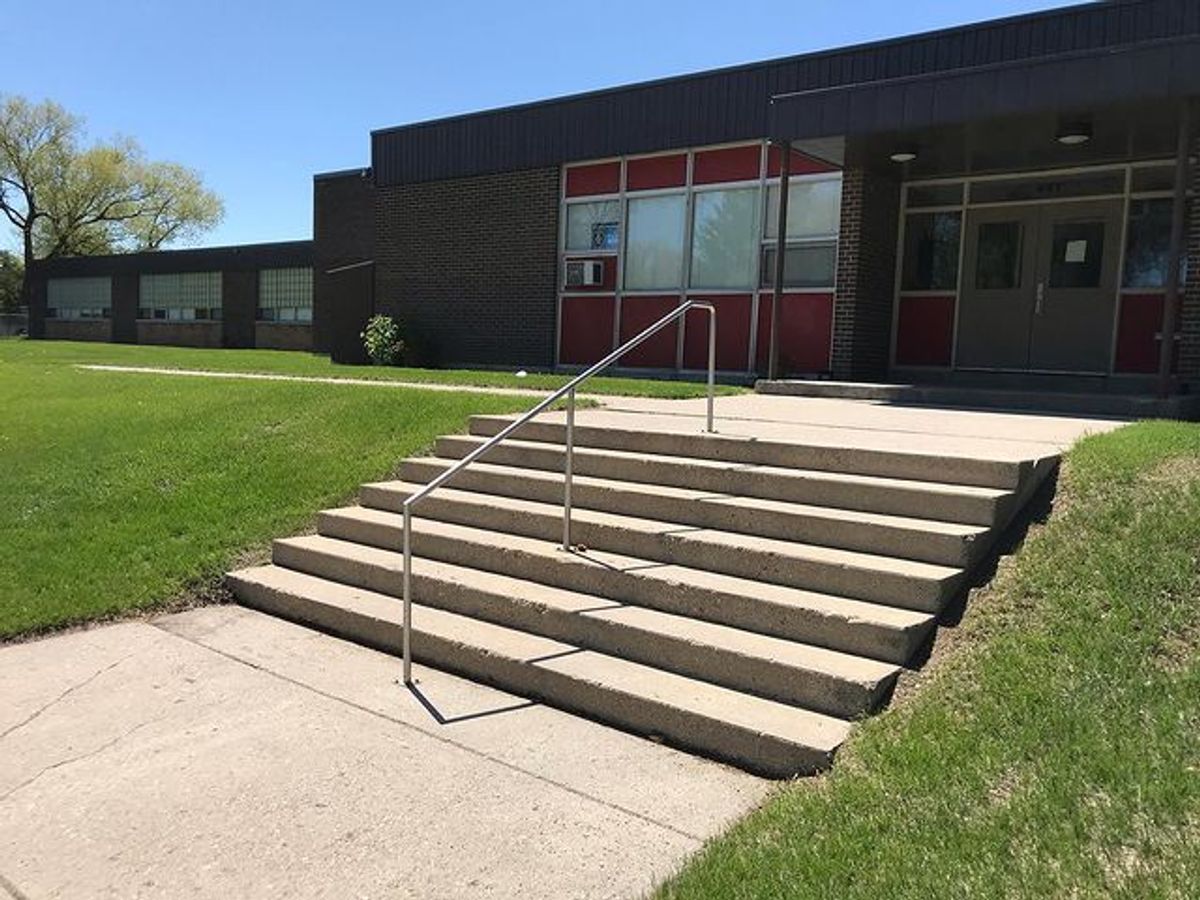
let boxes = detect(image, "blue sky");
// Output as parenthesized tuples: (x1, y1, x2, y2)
(1, 0, 1077, 249)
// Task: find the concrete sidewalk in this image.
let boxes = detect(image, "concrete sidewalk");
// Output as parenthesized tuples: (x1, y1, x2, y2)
(0, 607, 769, 900)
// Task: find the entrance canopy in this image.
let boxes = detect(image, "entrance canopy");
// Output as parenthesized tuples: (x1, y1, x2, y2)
(771, 37, 1200, 177)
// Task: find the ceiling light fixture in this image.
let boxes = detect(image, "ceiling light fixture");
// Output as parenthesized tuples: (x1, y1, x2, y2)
(1056, 120, 1093, 146)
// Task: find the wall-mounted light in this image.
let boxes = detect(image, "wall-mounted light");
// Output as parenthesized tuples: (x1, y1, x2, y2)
(1056, 120, 1093, 146)
(889, 146, 919, 163)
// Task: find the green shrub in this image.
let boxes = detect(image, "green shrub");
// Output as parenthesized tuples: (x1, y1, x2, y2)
(361, 315, 405, 365)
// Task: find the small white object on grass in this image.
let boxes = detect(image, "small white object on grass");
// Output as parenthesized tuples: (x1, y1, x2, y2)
(515, 370, 528, 378)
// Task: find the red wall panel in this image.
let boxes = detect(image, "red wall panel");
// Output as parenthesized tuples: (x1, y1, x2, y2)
(626, 154, 687, 191)
(565, 161, 620, 197)
(618, 295, 679, 368)
(1114, 292, 1170, 374)
(559, 295, 615, 365)
(692, 145, 761, 185)
(766, 146, 840, 177)
(562, 255, 618, 292)
(682, 294, 752, 371)
(755, 293, 833, 374)
(894, 295, 955, 367)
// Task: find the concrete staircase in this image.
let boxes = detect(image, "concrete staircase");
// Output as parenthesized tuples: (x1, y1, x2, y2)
(228, 412, 1057, 777)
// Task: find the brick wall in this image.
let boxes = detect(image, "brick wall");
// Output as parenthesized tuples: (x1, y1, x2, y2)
(222, 270, 257, 349)
(831, 167, 901, 380)
(374, 167, 560, 368)
(44, 320, 111, 342)
(1179, 132, 1200, 385)
(313, 170, 375, 357)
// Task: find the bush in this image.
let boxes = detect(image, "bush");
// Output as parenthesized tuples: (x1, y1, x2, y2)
(361, 315, 405, 366)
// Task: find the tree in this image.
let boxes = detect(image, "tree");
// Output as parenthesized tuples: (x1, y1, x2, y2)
(0, 250, 21, 313)
(0, 95, 223, 304)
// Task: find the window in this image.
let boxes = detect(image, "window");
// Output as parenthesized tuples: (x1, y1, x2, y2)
(761, 176, 841, 290)
(760, 243, 837, 289)
(566, 200, 620, 252)
(258, 267, 313, 323)
(624, 194, 686, 290)
(975, 222, 1024, 290)
(1048, 222, 1105, 289)
(906, 183, 964, 209)
(970, 171, 1124, 205)
(902, 212, 962, 291)
(1123, 198, 1175, 289)
(46, 277, 111, 320)
(764, 178, 841, 240)
(689, 188, 758, 289)
(139, 272, 221, 320)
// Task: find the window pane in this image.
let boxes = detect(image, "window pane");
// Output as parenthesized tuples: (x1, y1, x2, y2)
(624, 194, 685, 290)
(140, 272, 220, 313)
(902, 212, 962, 291)
(689, 188, 758, 289)
(566, 200, 621, 252)
(259, 267, 313, 309)
(760, 243, 837, 289)
(1049, 222, 1105, 289)
(1123, 198, 1173, 288)
(1131, 165, 1174, 194)
(970, 171, 1123, 204)
(47, 277, 111, 313)
(906, 183, 963, 209)
(975, 222, 1023, 290)
(764, 178, 842, 240)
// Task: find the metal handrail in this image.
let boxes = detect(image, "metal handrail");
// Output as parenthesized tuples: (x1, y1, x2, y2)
(401, 299, 717, 684)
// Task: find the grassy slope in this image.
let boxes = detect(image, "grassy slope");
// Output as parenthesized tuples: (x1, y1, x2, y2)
(0, 341, 526, 638)
(659, 421, 1200, 899)
(5, 340, 746, 399)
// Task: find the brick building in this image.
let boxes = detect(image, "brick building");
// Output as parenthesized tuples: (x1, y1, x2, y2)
(26, 0, 1200, 398)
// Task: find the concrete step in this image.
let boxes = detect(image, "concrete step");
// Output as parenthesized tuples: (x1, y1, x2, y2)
(271, 534, 900, 718)
(348, 487, 963, 613)
(468, 414, 1035, 490)
(398, 456, 991, 567)
(436, 435, 1013, 527)
(316, 507, 942, 652)
(228, 564, 853, 776)
(309, 513, 934, 663)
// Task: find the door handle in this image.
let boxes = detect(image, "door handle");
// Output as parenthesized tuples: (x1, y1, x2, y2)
(1036, 281, 1045, 315)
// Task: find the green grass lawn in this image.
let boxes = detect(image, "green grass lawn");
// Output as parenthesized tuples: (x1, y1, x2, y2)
(0, 339, 528, 638)
(4, 339, 747, 399)
(658, 421, 1200, 899)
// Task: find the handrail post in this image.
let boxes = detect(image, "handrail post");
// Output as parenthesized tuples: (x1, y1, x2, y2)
(398, 298, 720, 691)
(402, 503, 413, 685)
(562, 387, 575, 550)
(706, 306, 716, 434)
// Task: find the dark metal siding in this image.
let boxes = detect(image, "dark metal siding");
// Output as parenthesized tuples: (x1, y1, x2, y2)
(372, 0, 1200, 185)
(772, 37, 1200, 139)
(30, 240, 313, 278)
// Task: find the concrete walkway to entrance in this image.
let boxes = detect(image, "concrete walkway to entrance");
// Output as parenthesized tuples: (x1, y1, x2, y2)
(0, 606, 769, 900)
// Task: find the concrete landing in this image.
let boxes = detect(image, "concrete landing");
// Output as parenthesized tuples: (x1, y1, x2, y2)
(555, 392, 1124, 463)
(754, 378, 1200, 419)
(0, 606, 769, 900)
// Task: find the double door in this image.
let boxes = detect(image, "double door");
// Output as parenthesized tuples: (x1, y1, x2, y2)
(956, 199, 1123, 373)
